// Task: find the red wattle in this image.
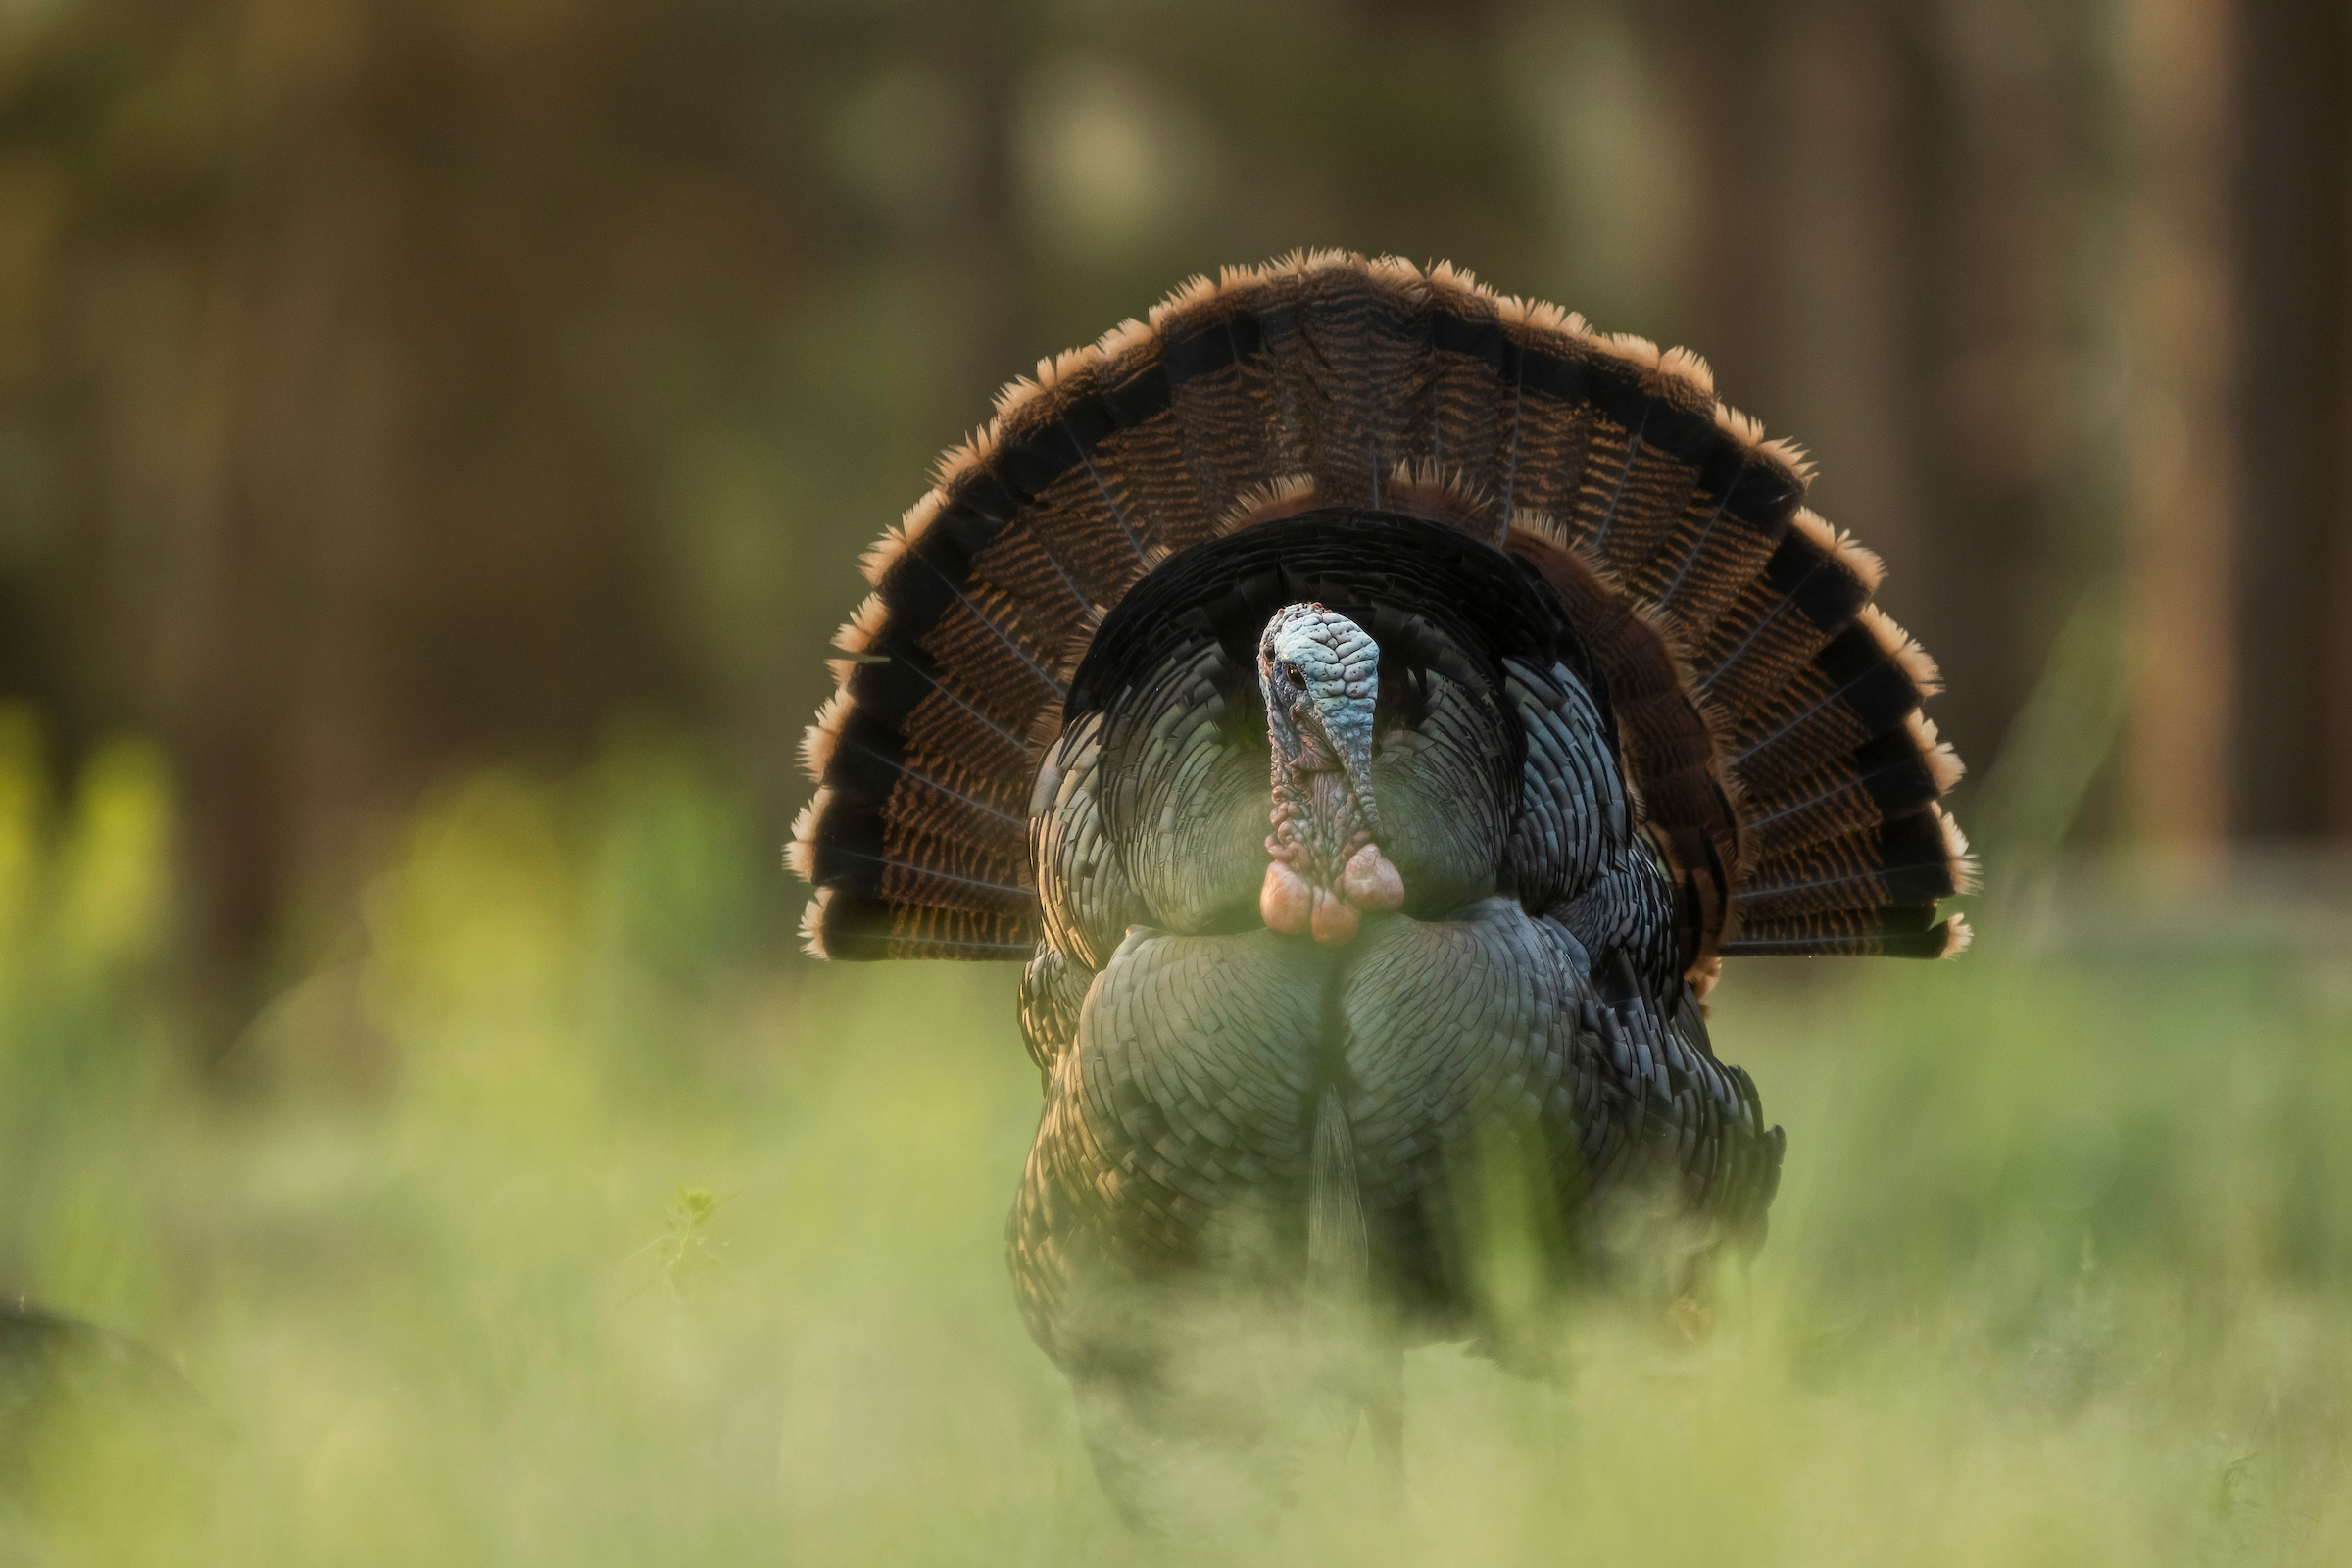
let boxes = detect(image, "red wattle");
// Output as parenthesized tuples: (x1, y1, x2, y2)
(1340, 843, 1405, 910)
(1309, 890, 1360, 946)
(1260, 859, 1314, 934)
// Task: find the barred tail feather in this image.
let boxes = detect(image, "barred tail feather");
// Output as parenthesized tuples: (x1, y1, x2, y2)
(790, 251, 1971, 964)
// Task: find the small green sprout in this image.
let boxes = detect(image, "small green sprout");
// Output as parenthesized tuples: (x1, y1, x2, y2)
(632, 1185, 734, 1303)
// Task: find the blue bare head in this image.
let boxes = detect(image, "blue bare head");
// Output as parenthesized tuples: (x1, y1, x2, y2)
(1256, 603, 1402, 943)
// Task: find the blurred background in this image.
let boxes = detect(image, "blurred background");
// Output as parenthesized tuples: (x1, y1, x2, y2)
(0, 3, 2349, 1562)
(0, 0, 2341, 1055)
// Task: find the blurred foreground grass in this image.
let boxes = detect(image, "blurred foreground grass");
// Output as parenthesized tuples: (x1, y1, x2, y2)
(3, 711, 2351, 1565)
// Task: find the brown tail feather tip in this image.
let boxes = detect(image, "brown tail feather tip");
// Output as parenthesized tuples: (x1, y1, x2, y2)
(1531, 316, 1719, 415)
(1657, 344, 1717, 399)
(1938, 805, 1982, 896)
(1598, 327, 1665, 370)
(1385, 461, 1505, 536)
(1859, 605, 1944, 698)
(860, 491, 951, 588)
(1906, 710, 1967, 793)
(927, 414, 1006, 494)
(799, 886, 833, 959)
(1712, 402, 1766, 448)
(1425, 256, 1486, 294)
(786, 791, 827, 884)
(1790, 507, 1886, 595)
(1004, 339, 1106, 409)
(1753, 436, 1816, 485)
(1219, 473, 1323, 534)
(1940, 913, 1974, 956)
(835, 593, 889, 657)
(801, 691, 853, 780)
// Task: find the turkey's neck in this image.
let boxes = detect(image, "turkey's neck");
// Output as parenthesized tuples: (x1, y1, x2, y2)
(1267, 762, 1369, 889)
(1261, 748, 1404, 945)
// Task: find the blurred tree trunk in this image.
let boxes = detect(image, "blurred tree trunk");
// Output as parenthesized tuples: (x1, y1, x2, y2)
(1883, 0, 2110, 792)
(2123, 0, 2240, 859)
(1644, 0, 2109, 793)
(159, 1, 709, 1054)
(2231, 0, 2352, 839)
(1, 0, 826, 1055)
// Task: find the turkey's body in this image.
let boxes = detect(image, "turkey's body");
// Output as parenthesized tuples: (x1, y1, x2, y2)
(1005, 515, 1779, 1519)
(790, 254, 1973, 1527)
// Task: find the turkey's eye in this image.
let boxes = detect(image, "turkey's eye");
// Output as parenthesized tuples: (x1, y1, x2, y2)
(1283, 662, 1304, 689)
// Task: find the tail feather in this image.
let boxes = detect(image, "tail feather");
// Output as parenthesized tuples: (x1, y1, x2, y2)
(791, 251, 1971, 965)
(1723, 620, 1936, 799)
(1167, 354, 1293, 523)
(1690, 514, 1876, 724)
(1422, 283, 1517, 529)
(1725, 912, 1972, 959)
(1016, 464, 1147, 613)
(1637, 459, 1793, 632)
(1733, 807, 1977, 932)
(1738, 720, 1961, 858)
(1591, 425, 1707, 571)
(1275, 259, 1390, 510)
(1092, 381, 1212, 562)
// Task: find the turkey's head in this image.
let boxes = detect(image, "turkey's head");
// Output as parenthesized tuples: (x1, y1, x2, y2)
(1256, 603, 1406, 946)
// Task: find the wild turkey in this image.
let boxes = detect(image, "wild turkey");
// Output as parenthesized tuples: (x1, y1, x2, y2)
(789, 252, 1973, 1523)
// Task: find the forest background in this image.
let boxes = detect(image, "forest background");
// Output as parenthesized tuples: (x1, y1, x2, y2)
(0, 1, 2348, 1563)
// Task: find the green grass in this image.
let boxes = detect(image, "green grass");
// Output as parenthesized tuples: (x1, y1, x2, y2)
(3, 721, 2350, 1564)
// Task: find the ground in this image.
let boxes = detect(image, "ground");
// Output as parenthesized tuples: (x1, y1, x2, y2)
(2, 748, 2349, 1565)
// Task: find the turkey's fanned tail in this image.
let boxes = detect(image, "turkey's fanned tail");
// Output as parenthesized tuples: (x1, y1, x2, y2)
(792, 251, 1972, 965)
